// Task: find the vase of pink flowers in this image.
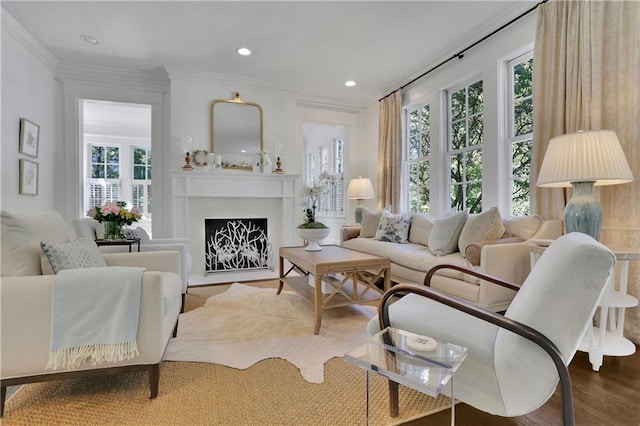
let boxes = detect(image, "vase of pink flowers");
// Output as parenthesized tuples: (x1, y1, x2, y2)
(87, 201, 142, 240)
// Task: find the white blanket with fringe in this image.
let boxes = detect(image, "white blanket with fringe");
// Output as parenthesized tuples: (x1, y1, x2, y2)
(47, 266, 145, 370)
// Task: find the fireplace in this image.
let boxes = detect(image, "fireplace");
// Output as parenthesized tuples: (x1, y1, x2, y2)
(205, 218, 272, 274)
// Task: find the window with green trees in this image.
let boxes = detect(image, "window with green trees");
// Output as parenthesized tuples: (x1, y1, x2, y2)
(132, 147, 152, 216)
(507, 52, 533, 215)
(407, 105, 431, 213)
(448, 80, 483, 213)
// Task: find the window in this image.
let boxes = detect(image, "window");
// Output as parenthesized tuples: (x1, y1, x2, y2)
(132, 147, 152, 216)
(448, 80, 483, 213)
(507, 52, 533, 215)
(406, 105, 431, 213)
(305, 135, 345, 216)
(88, 145, 120, 208)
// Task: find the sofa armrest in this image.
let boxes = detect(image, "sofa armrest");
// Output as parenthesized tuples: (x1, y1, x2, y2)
(465, 237, 526, 267)
(341, 226, 361, 244)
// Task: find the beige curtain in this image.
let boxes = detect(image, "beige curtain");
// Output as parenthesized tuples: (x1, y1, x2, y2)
(377, 90, 403, 212)
(532, 0, 640, 343)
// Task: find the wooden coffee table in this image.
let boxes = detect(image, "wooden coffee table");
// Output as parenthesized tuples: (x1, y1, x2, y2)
(278, 245, 391, 334)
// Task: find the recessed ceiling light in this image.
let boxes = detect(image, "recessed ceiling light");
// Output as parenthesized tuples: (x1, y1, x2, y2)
(237, 47, 252, 56)
(345, 81, 356, 87)
(80, 34, 100, 45)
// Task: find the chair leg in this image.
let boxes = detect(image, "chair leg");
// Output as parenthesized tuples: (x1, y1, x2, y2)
(149, 364, 160, 399)
(180, 293, 185, 313)
(172, 319, 178, 338)
(388, 380, 399, 417)
(1, 386, 6, 418)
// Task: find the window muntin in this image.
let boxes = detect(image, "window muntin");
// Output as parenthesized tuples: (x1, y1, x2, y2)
(407, 105, 431, 213)
(88, 145, 121, 208)
(507, 52, 533, 215)
(448, 80, 483, 213)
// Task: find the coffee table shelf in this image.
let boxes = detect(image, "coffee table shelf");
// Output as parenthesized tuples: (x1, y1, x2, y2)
(281, 274, 382, 310)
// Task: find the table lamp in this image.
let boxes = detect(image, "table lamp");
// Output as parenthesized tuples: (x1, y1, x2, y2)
(536, 130, 633, 240)
(347, 176, 375, 224)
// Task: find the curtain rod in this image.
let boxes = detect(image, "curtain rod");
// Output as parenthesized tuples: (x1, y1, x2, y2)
(379, 0, 549, 102)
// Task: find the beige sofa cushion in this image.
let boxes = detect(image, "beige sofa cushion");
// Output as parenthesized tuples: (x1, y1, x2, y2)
(428, 211, 468, 256)
(458, 207, 506, 258)
(503, 215, 543, 239)
(1, 211, 70, 276)
(408, 213, 435, 246)
(360, 208, 383, 238)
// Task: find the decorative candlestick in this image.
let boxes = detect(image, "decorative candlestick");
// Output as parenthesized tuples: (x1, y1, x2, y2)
(274, 156, 284, 174)
(182, 152, 194, 171)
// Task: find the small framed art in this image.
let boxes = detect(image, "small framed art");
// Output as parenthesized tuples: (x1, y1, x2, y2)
(19, 118, 40, 157)
(19, 159, 38, 196)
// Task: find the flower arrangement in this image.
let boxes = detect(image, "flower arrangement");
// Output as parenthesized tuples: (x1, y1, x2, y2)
(298, 183, 328, 229)
(87, 201, 142, 225)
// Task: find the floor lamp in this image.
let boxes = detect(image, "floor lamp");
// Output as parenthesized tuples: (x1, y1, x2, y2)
(536, 130, 633, 240)
(347, 176, 375, 224)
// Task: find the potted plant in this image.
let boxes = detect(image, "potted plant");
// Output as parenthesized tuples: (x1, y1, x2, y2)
(297, 184, 330, 251)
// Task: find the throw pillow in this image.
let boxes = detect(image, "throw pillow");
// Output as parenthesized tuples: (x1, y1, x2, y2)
(123, 228, 141, 240)
(458, 207, 506, 257)
(428, 211, 468, 256)
(134, 227, 152, 244)
(360, 208, 383, 238)
(373, 211, 412, 243)
(408, 213, 436, 246)
(503, 215, 543, 239)
(41, 237, 107, 274)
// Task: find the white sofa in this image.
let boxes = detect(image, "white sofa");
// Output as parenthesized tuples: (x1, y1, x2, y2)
(73, 217, 191, 311)
(341, 210, 562, 312)
(0, 211, 183, 416)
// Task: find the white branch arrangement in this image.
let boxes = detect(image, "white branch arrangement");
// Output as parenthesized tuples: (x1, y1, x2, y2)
(205, 220, 272, 273)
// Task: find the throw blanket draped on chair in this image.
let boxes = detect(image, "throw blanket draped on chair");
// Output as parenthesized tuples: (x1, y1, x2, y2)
(47, 266, 145, 370)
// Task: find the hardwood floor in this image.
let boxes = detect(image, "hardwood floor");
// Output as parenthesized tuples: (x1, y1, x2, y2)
(405, 347, 640, 425)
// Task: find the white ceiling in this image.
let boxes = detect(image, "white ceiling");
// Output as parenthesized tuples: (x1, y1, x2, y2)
(2, 1, 537, 109)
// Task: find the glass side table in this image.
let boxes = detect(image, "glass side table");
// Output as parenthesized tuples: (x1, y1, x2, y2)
(345, 327, 468, 425)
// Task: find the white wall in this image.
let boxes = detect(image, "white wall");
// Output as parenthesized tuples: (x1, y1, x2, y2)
(1, 12, 59, 214)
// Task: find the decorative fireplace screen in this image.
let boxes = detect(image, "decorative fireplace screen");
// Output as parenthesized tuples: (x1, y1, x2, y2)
(205, 218, 272, 274)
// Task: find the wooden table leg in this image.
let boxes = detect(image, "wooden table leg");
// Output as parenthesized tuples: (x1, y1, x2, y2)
(384, 266, 391, 291)
(277, 255, 284, 295)
(313, 273, 323, 335)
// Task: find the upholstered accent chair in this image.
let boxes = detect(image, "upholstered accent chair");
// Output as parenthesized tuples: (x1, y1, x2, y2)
(72, 217, 191, 311)
(0, 211, 183, 417)
(368, 232, 615, 425)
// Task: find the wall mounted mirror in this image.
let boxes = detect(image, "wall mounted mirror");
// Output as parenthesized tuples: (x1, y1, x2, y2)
(210, 92, 263, 169)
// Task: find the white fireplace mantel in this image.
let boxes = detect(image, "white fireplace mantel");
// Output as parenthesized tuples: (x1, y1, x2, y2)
(169, 170, 300, 282)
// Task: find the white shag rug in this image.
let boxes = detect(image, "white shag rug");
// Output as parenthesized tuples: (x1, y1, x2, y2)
(163, 283, 376, 383)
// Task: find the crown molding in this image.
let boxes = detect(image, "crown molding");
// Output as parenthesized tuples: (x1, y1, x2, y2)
(57, 62, 169, 93)
(1, 9, 58, 72)
(296, 96, 364, 115)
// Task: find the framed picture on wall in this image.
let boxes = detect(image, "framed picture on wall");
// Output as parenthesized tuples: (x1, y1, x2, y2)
(19, 159, 38, 196)
(19, 118, 40, 158)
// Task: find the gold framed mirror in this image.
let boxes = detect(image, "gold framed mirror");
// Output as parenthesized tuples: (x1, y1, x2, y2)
(210, 92, 263, 169)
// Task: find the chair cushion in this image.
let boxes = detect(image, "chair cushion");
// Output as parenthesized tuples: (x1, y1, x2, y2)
(41, 237, 107, 274)
(1, 211, 71, 276)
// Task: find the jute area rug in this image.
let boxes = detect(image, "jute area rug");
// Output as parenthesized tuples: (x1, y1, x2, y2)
(3, 281, 451, 425)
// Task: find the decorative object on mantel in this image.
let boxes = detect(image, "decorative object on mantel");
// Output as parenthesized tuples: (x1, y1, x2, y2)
(347, 176, 375, 224)
(297, 184, 329, 251)
(537, 130, 633, 240)
(181, 135, 194, 171)
(87, 201, 142, 240)
(192, 150, 209, 169)
(261, 150, 273, 174)
(274, 156, 284, 173)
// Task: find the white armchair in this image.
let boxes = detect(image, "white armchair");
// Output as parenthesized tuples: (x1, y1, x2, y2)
(368, 232, 615, 425)
(72, 217, 191, 311)
(0, 211, 182, 417)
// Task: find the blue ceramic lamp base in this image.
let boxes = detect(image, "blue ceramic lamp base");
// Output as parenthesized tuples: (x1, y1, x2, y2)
(564, 181, 602, 241)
